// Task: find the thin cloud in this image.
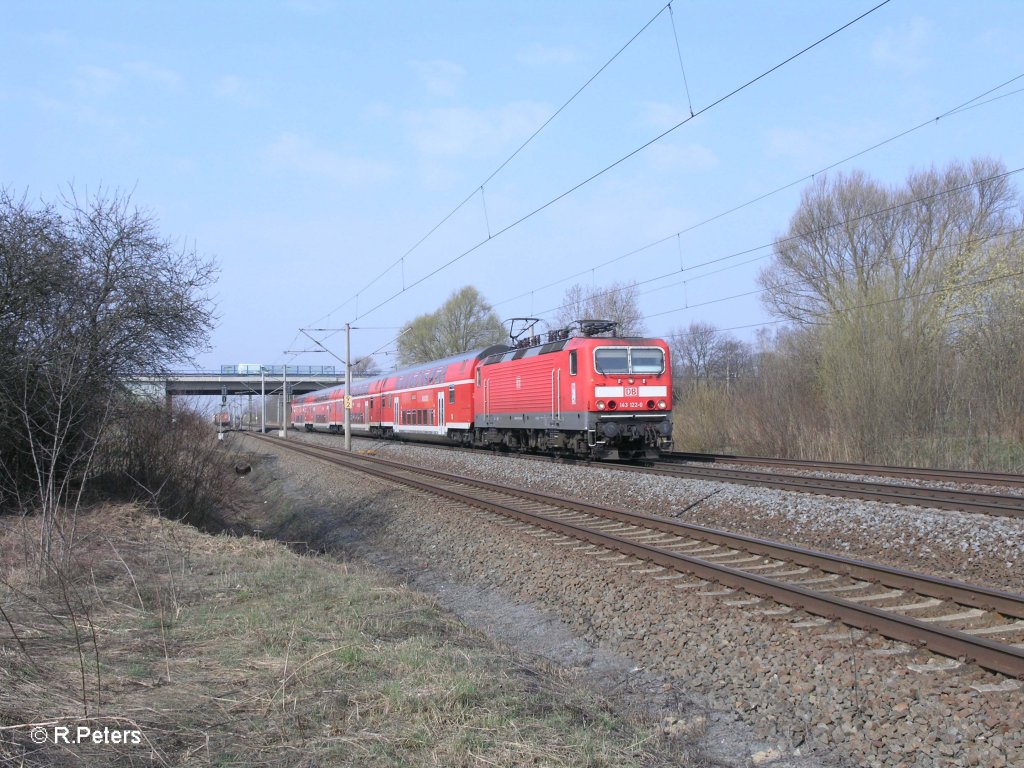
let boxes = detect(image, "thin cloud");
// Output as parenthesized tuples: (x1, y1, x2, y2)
(71, 65, 122, 99)
(404, 101, 550, 157)
(411, 59, 466, 98)
(214, 74, 259, 106)
(36, 28, 76, 48)
(871, 17, 934, 75)
(517, 43, 578, 67)
(286, 0, 335, 11)
(640, 101, 694, 131)
(126, 61, 185, 91)
(263, 133, 394, 184)
(646, 142, 718, 173)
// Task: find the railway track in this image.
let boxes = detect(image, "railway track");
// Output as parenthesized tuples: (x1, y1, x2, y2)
(669, 451, 1024, 489)
(650, 458, 1024, 519)
(288, 430, 1024, 517)
(251, 434, 1024, 678)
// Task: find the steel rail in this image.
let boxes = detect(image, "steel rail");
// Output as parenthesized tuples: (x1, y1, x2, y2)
(293, 431, 1024, 516)
(646, 462, 1024, 518)
(251, 435, 1024, 678)
(668, 452, 1024, 489)
(268, 438, 1024, 619)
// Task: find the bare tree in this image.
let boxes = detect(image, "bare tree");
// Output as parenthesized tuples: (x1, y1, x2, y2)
(670, 322, 753, 386)
(553, 282, 646, 336)
(751, 158, 1024, 466)
(759, 158, 1022, 326)
(350, 355, 378, 376)
(0, 187, 217, 542)
(397, 286, 505, 365)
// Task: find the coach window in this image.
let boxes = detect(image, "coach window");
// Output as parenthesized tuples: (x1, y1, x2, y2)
(568, 350, 577, 375)
(448, 384, 455, 404)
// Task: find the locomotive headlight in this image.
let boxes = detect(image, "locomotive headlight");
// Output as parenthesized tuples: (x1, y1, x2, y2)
(657, 400, 667, 410)
(597, 400, 606, 410)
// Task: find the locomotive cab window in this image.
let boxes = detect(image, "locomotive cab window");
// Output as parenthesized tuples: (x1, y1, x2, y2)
(630, 347, 665, 374)
(593, 346, 665, 375)
(569, 350, 577, 376)
(594, 348, 628, 374)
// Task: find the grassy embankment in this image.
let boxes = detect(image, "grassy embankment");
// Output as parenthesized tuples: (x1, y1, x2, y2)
(0, 506, 686, 766)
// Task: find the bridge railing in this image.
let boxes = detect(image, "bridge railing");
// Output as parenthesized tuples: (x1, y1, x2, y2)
(218, 365, 338, 376)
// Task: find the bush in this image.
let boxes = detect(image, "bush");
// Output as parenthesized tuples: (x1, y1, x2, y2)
(93, 402, 239, 528)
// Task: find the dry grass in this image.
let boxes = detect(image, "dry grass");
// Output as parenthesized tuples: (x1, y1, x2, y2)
(0, 506, 688, 766)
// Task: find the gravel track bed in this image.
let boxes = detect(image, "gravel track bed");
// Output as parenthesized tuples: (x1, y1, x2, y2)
(248, 432, 1023, 767)
(293, 432, 1024, 593)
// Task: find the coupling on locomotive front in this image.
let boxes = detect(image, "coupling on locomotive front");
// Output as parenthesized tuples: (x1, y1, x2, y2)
(290, 320, 673, 461)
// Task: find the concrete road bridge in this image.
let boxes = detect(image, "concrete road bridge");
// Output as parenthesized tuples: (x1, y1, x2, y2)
(130, 365, 382, 430)
(131, 365, 346, 401)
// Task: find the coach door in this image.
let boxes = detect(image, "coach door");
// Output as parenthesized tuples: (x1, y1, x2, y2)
(393, 397, 400, 432)
(363, 400, 370, 431)
(437, 391, 446, 435)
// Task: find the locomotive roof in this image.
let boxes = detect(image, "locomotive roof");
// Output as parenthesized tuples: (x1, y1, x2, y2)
(482, 334, 666, 365)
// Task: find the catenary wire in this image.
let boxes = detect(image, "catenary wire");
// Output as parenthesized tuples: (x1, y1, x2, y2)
(526, 166, 1024, 322)
(648, 224, 1024, 322)
(351, 0, 893, 325)
(307, 3, 675, 328)
(491, 71, 1024, 310)
(652, 253, 1024, 344)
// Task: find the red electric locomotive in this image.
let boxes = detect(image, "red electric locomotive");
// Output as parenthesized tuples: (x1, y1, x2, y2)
(290, 321, 673, 460)
(474, 321, 672, 460)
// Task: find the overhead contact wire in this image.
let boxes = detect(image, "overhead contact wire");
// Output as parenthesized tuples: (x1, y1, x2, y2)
(654, 246, 1024, 343)
(491, 71, 1024, 310)
(308, 3, 673, 327)
(528, 166, 1024, 321)
(355, 0, 893, 323)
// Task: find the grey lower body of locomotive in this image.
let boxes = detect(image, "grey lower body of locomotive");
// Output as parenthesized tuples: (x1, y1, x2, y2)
(473, 409, 672, 460)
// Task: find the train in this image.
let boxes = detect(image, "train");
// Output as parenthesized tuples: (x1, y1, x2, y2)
(290, 322, 673, 460)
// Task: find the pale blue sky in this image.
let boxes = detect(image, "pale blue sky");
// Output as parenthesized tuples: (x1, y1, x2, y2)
(4, 1, 1023, 371)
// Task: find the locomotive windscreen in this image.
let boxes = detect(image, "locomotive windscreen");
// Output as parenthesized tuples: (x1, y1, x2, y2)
(630, 348, 665, 373)
(594, 346, 664, 375)
(595, 348, 628, 374)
